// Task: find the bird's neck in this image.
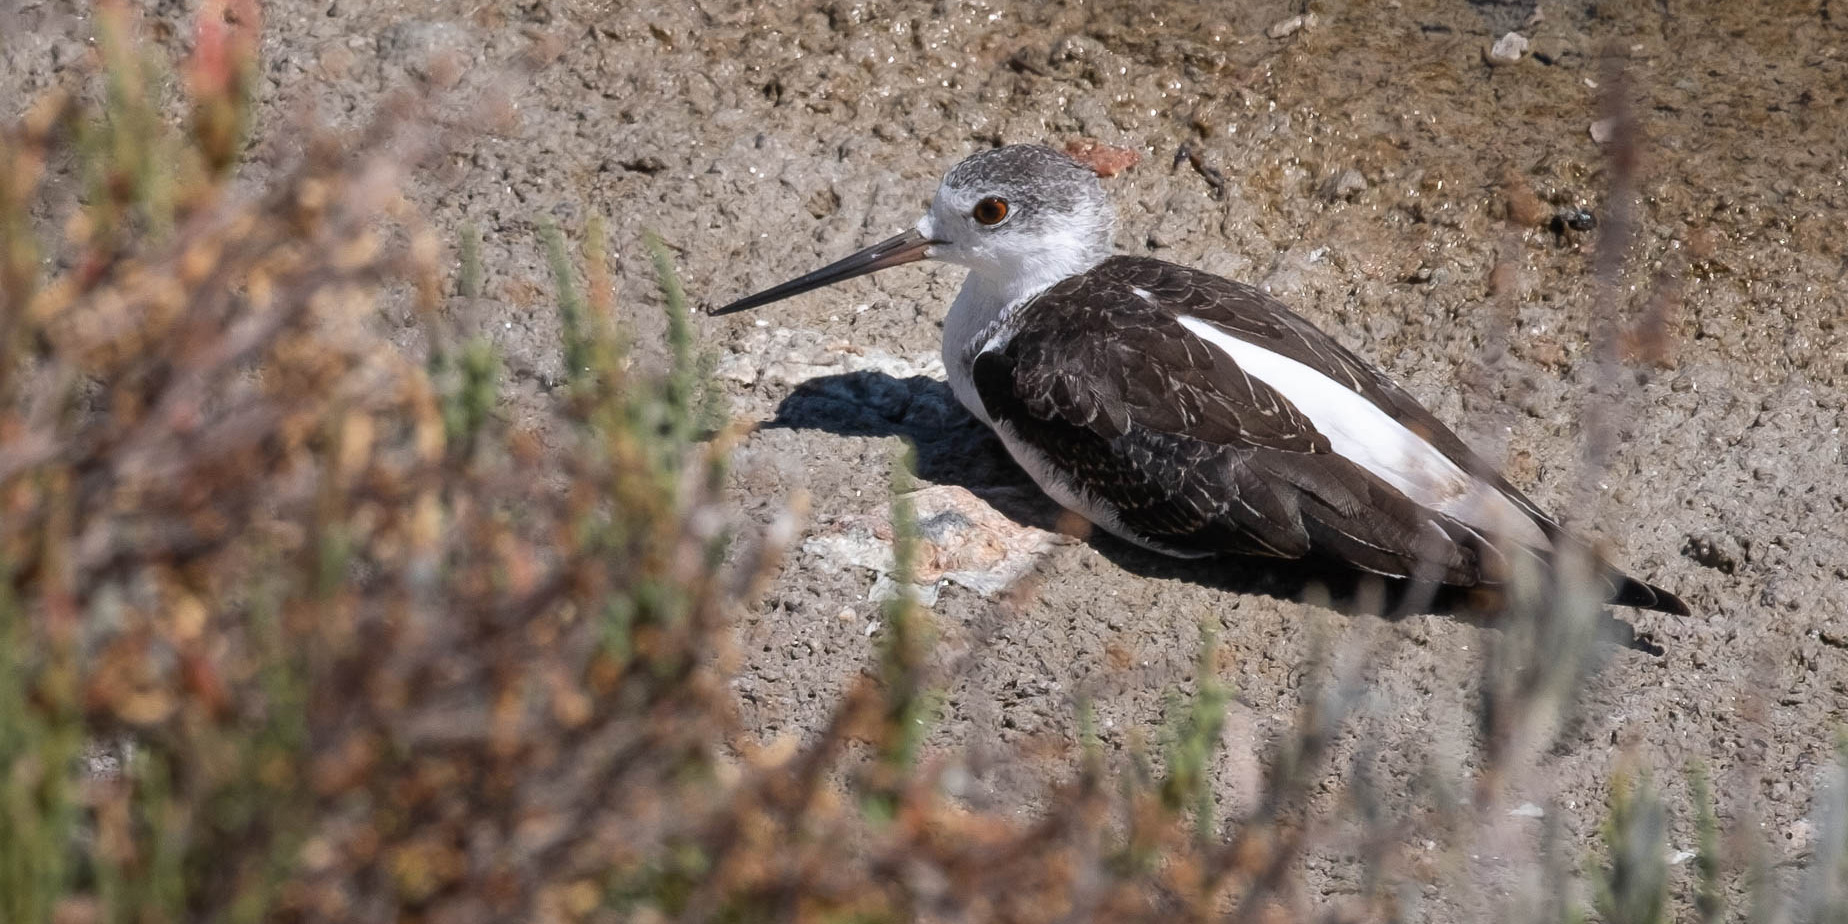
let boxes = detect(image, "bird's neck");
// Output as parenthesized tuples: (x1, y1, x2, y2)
(949, 235, 1112, 339)
(944, 268, 1046, 344)
(941, 249, 1111, 423)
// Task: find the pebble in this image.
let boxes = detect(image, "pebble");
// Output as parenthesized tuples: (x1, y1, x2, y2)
(715, 352, 759, 385)
(1485, 32, 1529, 66)
(1503, 171, 1550, 227)
(1266, 13, 1318, 39)
(1552, 209, 1597, 233)
(1590, 117, 1618, 143)
(1064, 139, 1141, 178)
(802, 485, 1068, 604)
(1319, 168, 1368, 202)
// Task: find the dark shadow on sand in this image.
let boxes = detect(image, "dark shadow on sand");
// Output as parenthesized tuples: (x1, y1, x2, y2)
(766, 370, 1658, 654)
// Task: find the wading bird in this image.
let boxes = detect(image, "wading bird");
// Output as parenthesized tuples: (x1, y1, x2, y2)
(713, 145, 1686, 617)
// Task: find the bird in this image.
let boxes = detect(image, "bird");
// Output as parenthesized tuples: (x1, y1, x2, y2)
(711, 144, 1688, 617)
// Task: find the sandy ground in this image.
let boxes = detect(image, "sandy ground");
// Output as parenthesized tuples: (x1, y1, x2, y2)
(7, 0, 1847, 916)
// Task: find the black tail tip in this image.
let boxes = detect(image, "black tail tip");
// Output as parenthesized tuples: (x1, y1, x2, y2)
(1610, 577, 1690, 617)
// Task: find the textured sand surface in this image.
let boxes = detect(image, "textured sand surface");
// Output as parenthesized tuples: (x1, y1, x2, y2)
(8, 0, 1844, 914)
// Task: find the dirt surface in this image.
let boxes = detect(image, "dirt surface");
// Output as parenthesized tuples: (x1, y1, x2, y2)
(8, 0, 1847, 916)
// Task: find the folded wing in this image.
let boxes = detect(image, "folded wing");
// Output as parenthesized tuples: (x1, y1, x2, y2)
(971, 256, 1687, 615)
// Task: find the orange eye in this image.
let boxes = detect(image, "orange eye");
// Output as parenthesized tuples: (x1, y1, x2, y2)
(972, 197, 1010, 225)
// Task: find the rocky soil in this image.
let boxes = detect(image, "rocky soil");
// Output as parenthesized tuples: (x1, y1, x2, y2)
(6, 0, 1846, 916)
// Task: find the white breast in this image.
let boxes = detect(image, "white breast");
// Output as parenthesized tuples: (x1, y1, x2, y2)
(1175, 315, 1549, 548)
(941, 272, 1056, 426)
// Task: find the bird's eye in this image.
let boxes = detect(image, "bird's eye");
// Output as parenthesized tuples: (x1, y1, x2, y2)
(972, 197, 1010, 226)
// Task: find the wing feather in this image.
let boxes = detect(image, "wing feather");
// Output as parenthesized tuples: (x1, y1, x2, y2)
(969, 255, 1688, 613)
(972, 258, 1485, 582)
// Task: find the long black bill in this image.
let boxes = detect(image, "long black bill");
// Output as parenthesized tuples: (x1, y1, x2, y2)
(708, 228, 933, 316)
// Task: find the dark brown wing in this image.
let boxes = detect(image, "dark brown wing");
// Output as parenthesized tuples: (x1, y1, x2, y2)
(971, 260, 1493, 584)
(1098, 256, 1567, 532)
(973, 256, 1689, 614)
(1112, 256, 1688, 614)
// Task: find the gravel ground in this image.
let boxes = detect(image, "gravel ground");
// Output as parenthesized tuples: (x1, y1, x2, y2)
(7, 0, 1846, 916)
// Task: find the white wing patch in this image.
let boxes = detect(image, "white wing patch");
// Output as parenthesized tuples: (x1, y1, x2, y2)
(1175, 315, 1549, 548)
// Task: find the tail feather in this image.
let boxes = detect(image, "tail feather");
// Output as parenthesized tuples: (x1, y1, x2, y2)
(1606, 572, 1690, 616)
(1451, 524, 1691, 617)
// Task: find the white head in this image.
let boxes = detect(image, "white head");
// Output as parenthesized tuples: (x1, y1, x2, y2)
(917, 145, 1116, 296)
(711, 145, 1116, 317)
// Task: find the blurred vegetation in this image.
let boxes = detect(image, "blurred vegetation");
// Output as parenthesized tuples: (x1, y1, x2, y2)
(0, 4, 1842, 923)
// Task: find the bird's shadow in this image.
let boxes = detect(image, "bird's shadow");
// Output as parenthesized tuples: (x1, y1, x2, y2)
(766, 371, 1657, 654)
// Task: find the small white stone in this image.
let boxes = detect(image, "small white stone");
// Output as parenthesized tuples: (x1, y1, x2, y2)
(1267, 12, 1318, 38)
(1590, 117, 1618, 143)
(1320, 169, 1368, 201)
(714, 352, 759, 385)
(1669, 849, 1697, 865)
(1509, 802, 1546, 818)
(1486, 32, 1529, 65)
(804, 485, 1065, 607)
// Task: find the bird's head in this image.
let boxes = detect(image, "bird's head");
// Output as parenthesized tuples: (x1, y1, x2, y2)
(711, 144, 1115, 317)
